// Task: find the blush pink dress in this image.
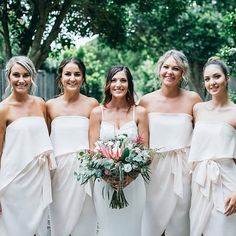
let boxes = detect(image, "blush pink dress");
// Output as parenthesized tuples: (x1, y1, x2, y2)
(49, 116, 96, 236)
(142, 113, 193, 236)
(0, 117, 56, 236)
(189, 121, 236, 236)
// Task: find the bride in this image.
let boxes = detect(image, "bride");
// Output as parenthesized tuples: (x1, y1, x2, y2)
(89, 65, 148, 236)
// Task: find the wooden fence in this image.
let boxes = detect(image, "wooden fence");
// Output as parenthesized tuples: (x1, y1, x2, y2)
(0, 69, 57, 101)
(1, 69, 236, 101)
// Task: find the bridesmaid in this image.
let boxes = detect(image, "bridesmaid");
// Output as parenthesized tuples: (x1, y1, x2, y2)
(189, 57, 236, 236)
(140, 49, 202, 236)
(0, 56, 56, 236)
(46, 57, 98, 236)
(89, 65, 148, 236)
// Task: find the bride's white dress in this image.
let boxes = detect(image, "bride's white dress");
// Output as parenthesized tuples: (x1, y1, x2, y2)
(93, 107, 146, 236)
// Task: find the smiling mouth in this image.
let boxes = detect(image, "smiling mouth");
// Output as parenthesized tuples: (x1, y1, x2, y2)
(164, 77, 174, 80)
(210, 85, 219, 89)
(16, 84, 27, 88)
(67, 83, 78, 87)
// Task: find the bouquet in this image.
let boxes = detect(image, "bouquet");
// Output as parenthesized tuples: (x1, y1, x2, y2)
(75, 134, 152, 209)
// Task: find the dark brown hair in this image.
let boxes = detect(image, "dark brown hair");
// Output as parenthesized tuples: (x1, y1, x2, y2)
(103, 66, 135, 109)
(57, 57, 86, 93)
(203, 56, 230, 78)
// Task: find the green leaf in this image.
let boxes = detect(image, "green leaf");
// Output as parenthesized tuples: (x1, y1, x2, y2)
(120, 147, 130, 161)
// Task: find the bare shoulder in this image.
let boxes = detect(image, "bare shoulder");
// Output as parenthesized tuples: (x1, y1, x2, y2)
(0, 100, 9, 117)
(90, 105, 102, 117)
(32, 95, 46, 106)
(193, 101, 205, 108)
(184, 90, 202, 103)
(139, 91, 158, 106)
(46, 96, 60, 107)
(193, 101, 206, 114)
(0, 101, 9, 126)
(135, 105, 147, 116)
(83, 95, 99, 108)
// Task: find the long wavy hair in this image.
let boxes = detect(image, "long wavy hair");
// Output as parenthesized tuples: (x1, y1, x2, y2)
(3, 56, 37, 99)
(103, 66, 135, 109)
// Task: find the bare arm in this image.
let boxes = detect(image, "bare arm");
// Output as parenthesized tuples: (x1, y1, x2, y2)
(45, 101, 53, 134)
(89, 107, 102, 151)
(138, 95, 148, 110)
(0, 104, 7, 166)
(190, 91, 203, 125)
(136, 106, 149, 147)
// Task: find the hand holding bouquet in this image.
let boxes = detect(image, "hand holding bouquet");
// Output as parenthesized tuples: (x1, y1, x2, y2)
(75, 134, 152, 209)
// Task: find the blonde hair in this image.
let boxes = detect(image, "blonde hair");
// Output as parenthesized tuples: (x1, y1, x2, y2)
(156, 49, 190, 86)
(3, 56, 37, 99)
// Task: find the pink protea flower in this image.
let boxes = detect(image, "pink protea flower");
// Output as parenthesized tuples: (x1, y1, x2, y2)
(135, 135, 144, 144)
(99, 146, 122, 160)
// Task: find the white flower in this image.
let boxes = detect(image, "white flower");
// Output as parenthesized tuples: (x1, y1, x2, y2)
(133, 154, 143, 162)
(127, 143, 133, 149)
(118, 134, 127, 139)
(123, 163, 132, 173)
(107, 141, 114, 146)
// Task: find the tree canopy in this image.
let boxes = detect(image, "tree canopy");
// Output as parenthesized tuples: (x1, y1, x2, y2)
(0, 0, 236, 99)
(0, 0, 146, 69)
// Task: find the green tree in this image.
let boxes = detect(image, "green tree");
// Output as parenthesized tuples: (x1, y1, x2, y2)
(0, 0, 144, 69)
(123, 1, 236, 98)
(46, 38, 158, 102)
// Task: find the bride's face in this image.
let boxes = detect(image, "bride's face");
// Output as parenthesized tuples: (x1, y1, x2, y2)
(109, 70, 129, 99)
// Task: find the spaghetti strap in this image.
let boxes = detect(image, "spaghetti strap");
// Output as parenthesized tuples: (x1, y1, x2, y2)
(132, 106, 136, 121)
(100, 105, 104, 121)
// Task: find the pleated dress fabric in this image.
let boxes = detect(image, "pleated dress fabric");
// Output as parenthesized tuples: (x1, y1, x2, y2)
(94, 106, 146, 236)
(0, 116, 56, 236)
(189, 121, 236, 236)
(49, 116, 96, 236)
(142, 113, 193, 236)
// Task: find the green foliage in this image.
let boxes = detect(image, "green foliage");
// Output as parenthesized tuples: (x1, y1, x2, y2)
(45, 39, 159, 102)
(229, 90, 236, 104)
(37, 0, 236, 99)
(217, 46, 236, 76)
(80, 40, 158, 102)
(134, 60, 158, 96)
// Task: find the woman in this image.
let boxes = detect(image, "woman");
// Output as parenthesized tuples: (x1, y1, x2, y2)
(46, 57, 98, 236)
(189, 57, 236, 236)
(89, 65, 148, 236)
(0, 56, 56, 236)
(140, 49, 202, 236)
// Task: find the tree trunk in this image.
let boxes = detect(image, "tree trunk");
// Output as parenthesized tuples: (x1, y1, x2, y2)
(189, 61, 205, 100)
(1, 0, 12, 60)
(29, 0, 74, 70)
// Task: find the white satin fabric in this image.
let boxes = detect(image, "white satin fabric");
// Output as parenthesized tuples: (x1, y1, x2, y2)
(142, 113, 193, 236)
(0, 117, 55, 236)
(94, 106, 146, 236)
(49, 116, 96, 236)
(189, 121, 236, 236)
